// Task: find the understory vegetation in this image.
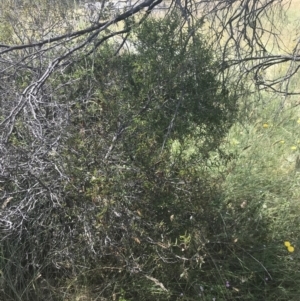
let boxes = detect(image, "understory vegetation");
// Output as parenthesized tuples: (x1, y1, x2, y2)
(0, 1, 300, 301)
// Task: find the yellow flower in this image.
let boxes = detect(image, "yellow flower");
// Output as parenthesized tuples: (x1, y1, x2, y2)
(291, 146, 297, 150)
(263, 123, 269, 128)
(280, 140, 285, 144)
(284, 241, 295, 252)
(297, 119, 300, 124)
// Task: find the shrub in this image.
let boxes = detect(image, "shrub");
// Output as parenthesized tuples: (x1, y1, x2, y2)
(0, 11, 238, 301)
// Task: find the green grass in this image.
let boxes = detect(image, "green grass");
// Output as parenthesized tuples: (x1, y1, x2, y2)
(205, 88, 300, 300)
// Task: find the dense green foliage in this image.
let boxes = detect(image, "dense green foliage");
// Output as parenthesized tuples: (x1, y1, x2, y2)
(60, 15, 237, 300)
